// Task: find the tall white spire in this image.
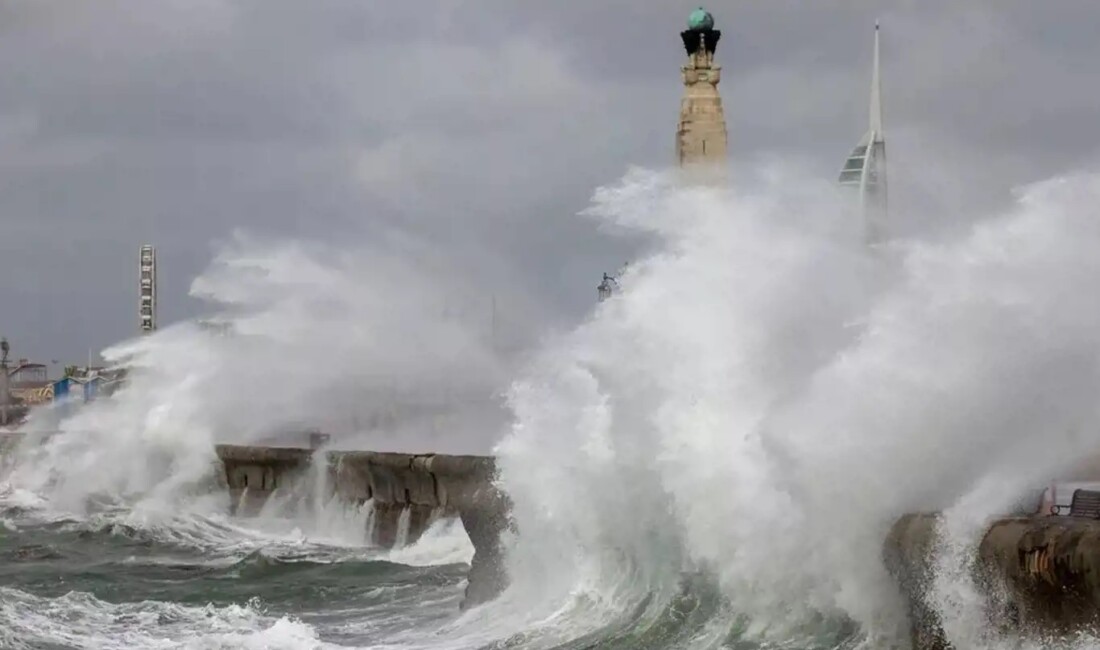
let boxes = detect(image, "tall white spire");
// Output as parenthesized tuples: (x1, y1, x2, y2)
(869, 21, 883, 137)
(839, 22, 888, 245)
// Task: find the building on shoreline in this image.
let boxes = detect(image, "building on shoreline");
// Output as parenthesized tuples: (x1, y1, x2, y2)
(0, 335, 129, 427)
(0, 340, 51, 425)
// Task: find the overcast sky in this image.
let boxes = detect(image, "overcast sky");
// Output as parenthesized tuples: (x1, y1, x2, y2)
(1, 1, 1098, 366)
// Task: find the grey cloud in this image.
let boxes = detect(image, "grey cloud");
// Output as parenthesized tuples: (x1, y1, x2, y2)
(0, 0, 1098, 365)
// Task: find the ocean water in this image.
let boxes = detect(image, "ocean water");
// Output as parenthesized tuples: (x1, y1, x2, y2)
(6, 167, 1100, 649)
(0, 498, 476, 649)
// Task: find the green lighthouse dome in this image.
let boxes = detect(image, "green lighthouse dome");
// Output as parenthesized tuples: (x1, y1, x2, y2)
(687, 7, 714, 31)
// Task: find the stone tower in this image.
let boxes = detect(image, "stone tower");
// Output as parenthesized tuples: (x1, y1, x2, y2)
(596, 9, 728, 303)
(676, 7, 728, 168)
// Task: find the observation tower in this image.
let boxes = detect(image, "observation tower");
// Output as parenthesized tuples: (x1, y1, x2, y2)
(838, 23, 888, 244)
(139, 244, 157, 333)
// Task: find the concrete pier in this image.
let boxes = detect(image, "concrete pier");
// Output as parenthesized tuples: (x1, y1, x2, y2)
(217, 444, 510, 608)
(0, 437, 510, 609)
(885, 512, 1100, 649)
(883, 513, 951, 650)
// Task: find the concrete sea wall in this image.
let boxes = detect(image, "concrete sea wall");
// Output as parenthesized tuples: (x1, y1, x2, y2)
(0, 436, 510, 609)
(882, 513, 950, 650)
(217, 444, 510, 608)
(885, 512, 1100, 649)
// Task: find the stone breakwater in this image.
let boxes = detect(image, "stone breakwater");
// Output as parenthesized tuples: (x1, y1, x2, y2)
(885, 512, 1100, 650)
(0, 435, 511, 609)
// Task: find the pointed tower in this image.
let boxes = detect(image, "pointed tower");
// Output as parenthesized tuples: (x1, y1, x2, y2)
(676, 7, 728, 168)
(839, 23, 887, 244)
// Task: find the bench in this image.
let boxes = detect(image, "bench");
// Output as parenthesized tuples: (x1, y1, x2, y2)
(1052, 489, 1100, 518)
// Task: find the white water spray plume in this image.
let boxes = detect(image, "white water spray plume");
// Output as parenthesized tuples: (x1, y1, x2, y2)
(489, 167, 1100, 647)
(5, 165, 1100, 648)
(7, 231, 529, 516)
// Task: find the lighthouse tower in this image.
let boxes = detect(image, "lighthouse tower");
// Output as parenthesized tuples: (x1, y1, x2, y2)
(676, 7, 728, 168)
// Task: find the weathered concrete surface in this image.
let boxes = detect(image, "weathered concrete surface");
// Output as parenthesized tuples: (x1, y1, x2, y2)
(218, 444, 313, 516)
(979, 517, 1100, 632)
(885, 512, 1100, 649)
(883, 513, 950, 650)
(216, 444, 510, 608)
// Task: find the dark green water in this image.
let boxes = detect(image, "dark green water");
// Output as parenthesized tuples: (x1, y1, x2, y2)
(0, 499, 865, 650)
(0, 502, 475, 649)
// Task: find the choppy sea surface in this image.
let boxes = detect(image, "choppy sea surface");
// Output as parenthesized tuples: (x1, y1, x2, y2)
(0, 493, 484, 649)
(0, 490, 862, 650)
